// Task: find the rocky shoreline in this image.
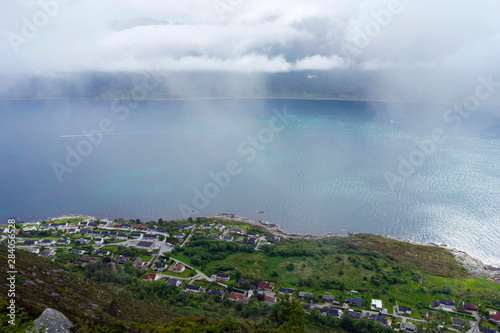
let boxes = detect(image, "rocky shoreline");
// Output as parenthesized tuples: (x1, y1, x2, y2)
(42, 213, 499, 282)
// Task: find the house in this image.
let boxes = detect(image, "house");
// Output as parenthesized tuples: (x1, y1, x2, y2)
(322, 295, 335, 302)
(169, 263, 186, 273)
(147, 226, 157, 232)
(489, 311, 500, 324)
(76, 238, 90, 245)
(116, 255, 128, 265)
(100, 231, 109, 237)
(79, 256, 97, 263)
(56, 238, 71, 245)
(166, 278, 182, 287)
(370, 314, 391, 327)
(215, 272, 231, 282)
(132, 257, 145, 269)
(223, 235, 233, 242)
(30, 248, 40, 254)
(346, 310, 362, 319)
(200, 224, 212, 230)
(154, 263, 167, 271)
(178, 224, 194, 231)
(279, 287, 296, 294)
(247, 232, 259, 238)
(320, 308, 342, 318)
(143, 234, 159, 241)
(95, 250, 110, 256)
(67, 228, 79, 234)
(235, 237, 244, 244)
(227, 227, 244, 235)
(346, 297, 363, 307)
(400, 322, 416, 332)
(463, 302, 478, 311)
(396, 305, 413, 315)
(79, 228, 91, 234)
(214, 223, 225, 231)
(121, 223, 131, 229)
(371, 299, 383, 311)
(257, 293, 276, 303)
(103, 257, 113, 263)
(94, 237, 104, 244)
(229, 292, 246, 301)
(184, 284, 203, 293)
(298, 291, 315, 299)
(247, 237, 256, 245)
(431, 298, 456, 310)
(258, 280, 273, 291)
(208, 233, 221, 240)
(70, 249, 86, 255)
(208, 289, 225, 297)
(142, 273, 158, 281)
(130, 233, 143, 239)
(39, 239, 56, 246)
(451, 317, 464, 328)
(116, 233, 128, 239)
(156, 227, 167, 233)
(174, 233, 184, 239)
(23, 240, 38, 246)
(479, 327, 498, 333)
(268, 234, 281, 242)
(135, 241, 159, 252)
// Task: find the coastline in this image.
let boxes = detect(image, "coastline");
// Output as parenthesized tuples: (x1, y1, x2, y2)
(39, 213, 500, 282)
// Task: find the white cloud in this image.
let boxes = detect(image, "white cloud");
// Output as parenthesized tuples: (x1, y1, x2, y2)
(0, 0, 499, 74)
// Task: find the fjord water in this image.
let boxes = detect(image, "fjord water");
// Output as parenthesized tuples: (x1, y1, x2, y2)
(1, 99, 499, 265)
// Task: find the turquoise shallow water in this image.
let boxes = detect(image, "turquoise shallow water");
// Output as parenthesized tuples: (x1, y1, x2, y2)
(0, 98, 499, 265)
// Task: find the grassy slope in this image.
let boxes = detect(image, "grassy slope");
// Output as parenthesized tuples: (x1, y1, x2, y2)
(182, 233, 499, 319)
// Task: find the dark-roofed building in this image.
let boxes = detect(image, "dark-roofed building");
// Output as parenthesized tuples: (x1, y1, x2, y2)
(143, 234, 159, 241)
(396, 305, 413, 315)
(70, 249, 86, 255)
(166, 278, 182, 287)
(346, 297, 363, 307)
(153, 263, 167, 271)
(279, 287, 296, 294)
(116, 255, 128, 265)
(451, 317, 464, 328)
(400, 322, 416, 332)
(346, 310, 362, 319)
(23, 240, 38, 246)
(479, 327, 498, 333)
(215, 272, 230, 281)
(79, 256, 97, 263)
(298, 291, 315, 299)
(208, 289, 226, 297)
(223, 235, 233, 242)
(321, 307, 342, 318)
(431, 298, 456, 310)
(135, 241, 159, 252)
(184, 284, 203, 293)
(322, 295, 335, 302)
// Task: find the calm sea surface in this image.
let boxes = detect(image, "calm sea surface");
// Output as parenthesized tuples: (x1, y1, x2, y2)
(1, 99, 498, 265)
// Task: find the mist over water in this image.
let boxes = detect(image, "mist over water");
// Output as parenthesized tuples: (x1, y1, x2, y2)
(0, 98, 498, 266)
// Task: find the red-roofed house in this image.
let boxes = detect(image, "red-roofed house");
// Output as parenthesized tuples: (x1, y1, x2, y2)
(463, 302, 478, 311)
(258, 280, 273, 291)
(489, 311, 500, 323)
(229, 292, 246, 301)
(169, 263, 186, 273)
(142, 273, 157, 280)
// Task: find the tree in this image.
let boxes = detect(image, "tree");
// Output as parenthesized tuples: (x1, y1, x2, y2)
(287, 263, 295, 271)
(272, 295, 305, 332)
(441, 286, 452, 294)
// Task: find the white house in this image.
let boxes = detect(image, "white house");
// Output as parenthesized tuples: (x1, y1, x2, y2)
(371, 299, 383, 311)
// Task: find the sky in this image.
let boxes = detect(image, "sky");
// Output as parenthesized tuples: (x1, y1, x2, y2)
(1, 0, 499, 74)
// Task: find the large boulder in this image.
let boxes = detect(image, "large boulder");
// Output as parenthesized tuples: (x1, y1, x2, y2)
(29, 308, 73, 333)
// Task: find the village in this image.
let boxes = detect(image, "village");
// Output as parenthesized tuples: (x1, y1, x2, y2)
(1, 215, 499, 333)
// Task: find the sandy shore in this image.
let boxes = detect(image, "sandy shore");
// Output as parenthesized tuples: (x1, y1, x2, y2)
(38, 213, 499, 282)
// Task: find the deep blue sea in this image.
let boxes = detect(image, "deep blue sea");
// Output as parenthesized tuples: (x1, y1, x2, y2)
(1, 98, 499, 265)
